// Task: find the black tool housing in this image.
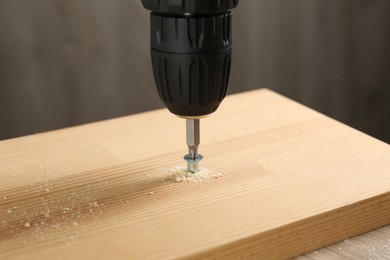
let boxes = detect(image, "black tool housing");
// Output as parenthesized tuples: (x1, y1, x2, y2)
(142, 0, 239, 117)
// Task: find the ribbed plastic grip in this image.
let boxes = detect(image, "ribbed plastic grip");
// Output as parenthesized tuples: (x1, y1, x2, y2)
(151, 13, 232, 116)
(152, 48, 231, 116)
(143, 0, 238, 117)
(151, 13, 232, 53)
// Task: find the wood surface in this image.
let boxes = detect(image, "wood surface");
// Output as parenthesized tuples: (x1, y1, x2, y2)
(1, 89, 390, 259)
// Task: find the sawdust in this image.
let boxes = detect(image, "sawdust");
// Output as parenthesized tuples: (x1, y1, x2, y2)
(168, 165, 223, 183)
(146, 164, 223, 183)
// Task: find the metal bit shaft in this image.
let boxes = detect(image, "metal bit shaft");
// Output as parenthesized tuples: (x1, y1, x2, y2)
(186, 119, 200, 159)
(184, 119, 203, 172)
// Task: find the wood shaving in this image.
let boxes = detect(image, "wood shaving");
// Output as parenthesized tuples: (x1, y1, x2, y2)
(169, 166, 223, 183)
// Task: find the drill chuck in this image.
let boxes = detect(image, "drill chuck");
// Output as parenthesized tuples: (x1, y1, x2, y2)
(142, 0, 239, 117)
(141, 0, 239, 172)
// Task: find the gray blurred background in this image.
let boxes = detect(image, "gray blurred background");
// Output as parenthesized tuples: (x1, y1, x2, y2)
(0, 0, 389, 142)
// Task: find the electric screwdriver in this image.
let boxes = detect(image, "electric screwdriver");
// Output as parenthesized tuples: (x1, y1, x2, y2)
(141, 0, 239, 172)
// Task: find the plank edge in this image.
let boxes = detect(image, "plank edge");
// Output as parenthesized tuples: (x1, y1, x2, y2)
(189, 191, 390, 259)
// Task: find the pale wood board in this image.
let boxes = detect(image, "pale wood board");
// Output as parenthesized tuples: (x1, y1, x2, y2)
(1, 89, 390, 259)
(297, 225, 390, 259)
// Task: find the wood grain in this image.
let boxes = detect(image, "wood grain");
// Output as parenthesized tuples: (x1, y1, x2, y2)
(1, 89, 390, 259)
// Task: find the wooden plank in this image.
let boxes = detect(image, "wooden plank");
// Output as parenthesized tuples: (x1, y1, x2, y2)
(296, 225, 390, 259)
(1, 89, 389, 259)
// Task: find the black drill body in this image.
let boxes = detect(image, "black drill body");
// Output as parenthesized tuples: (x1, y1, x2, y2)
(141, 0, 239, 117)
